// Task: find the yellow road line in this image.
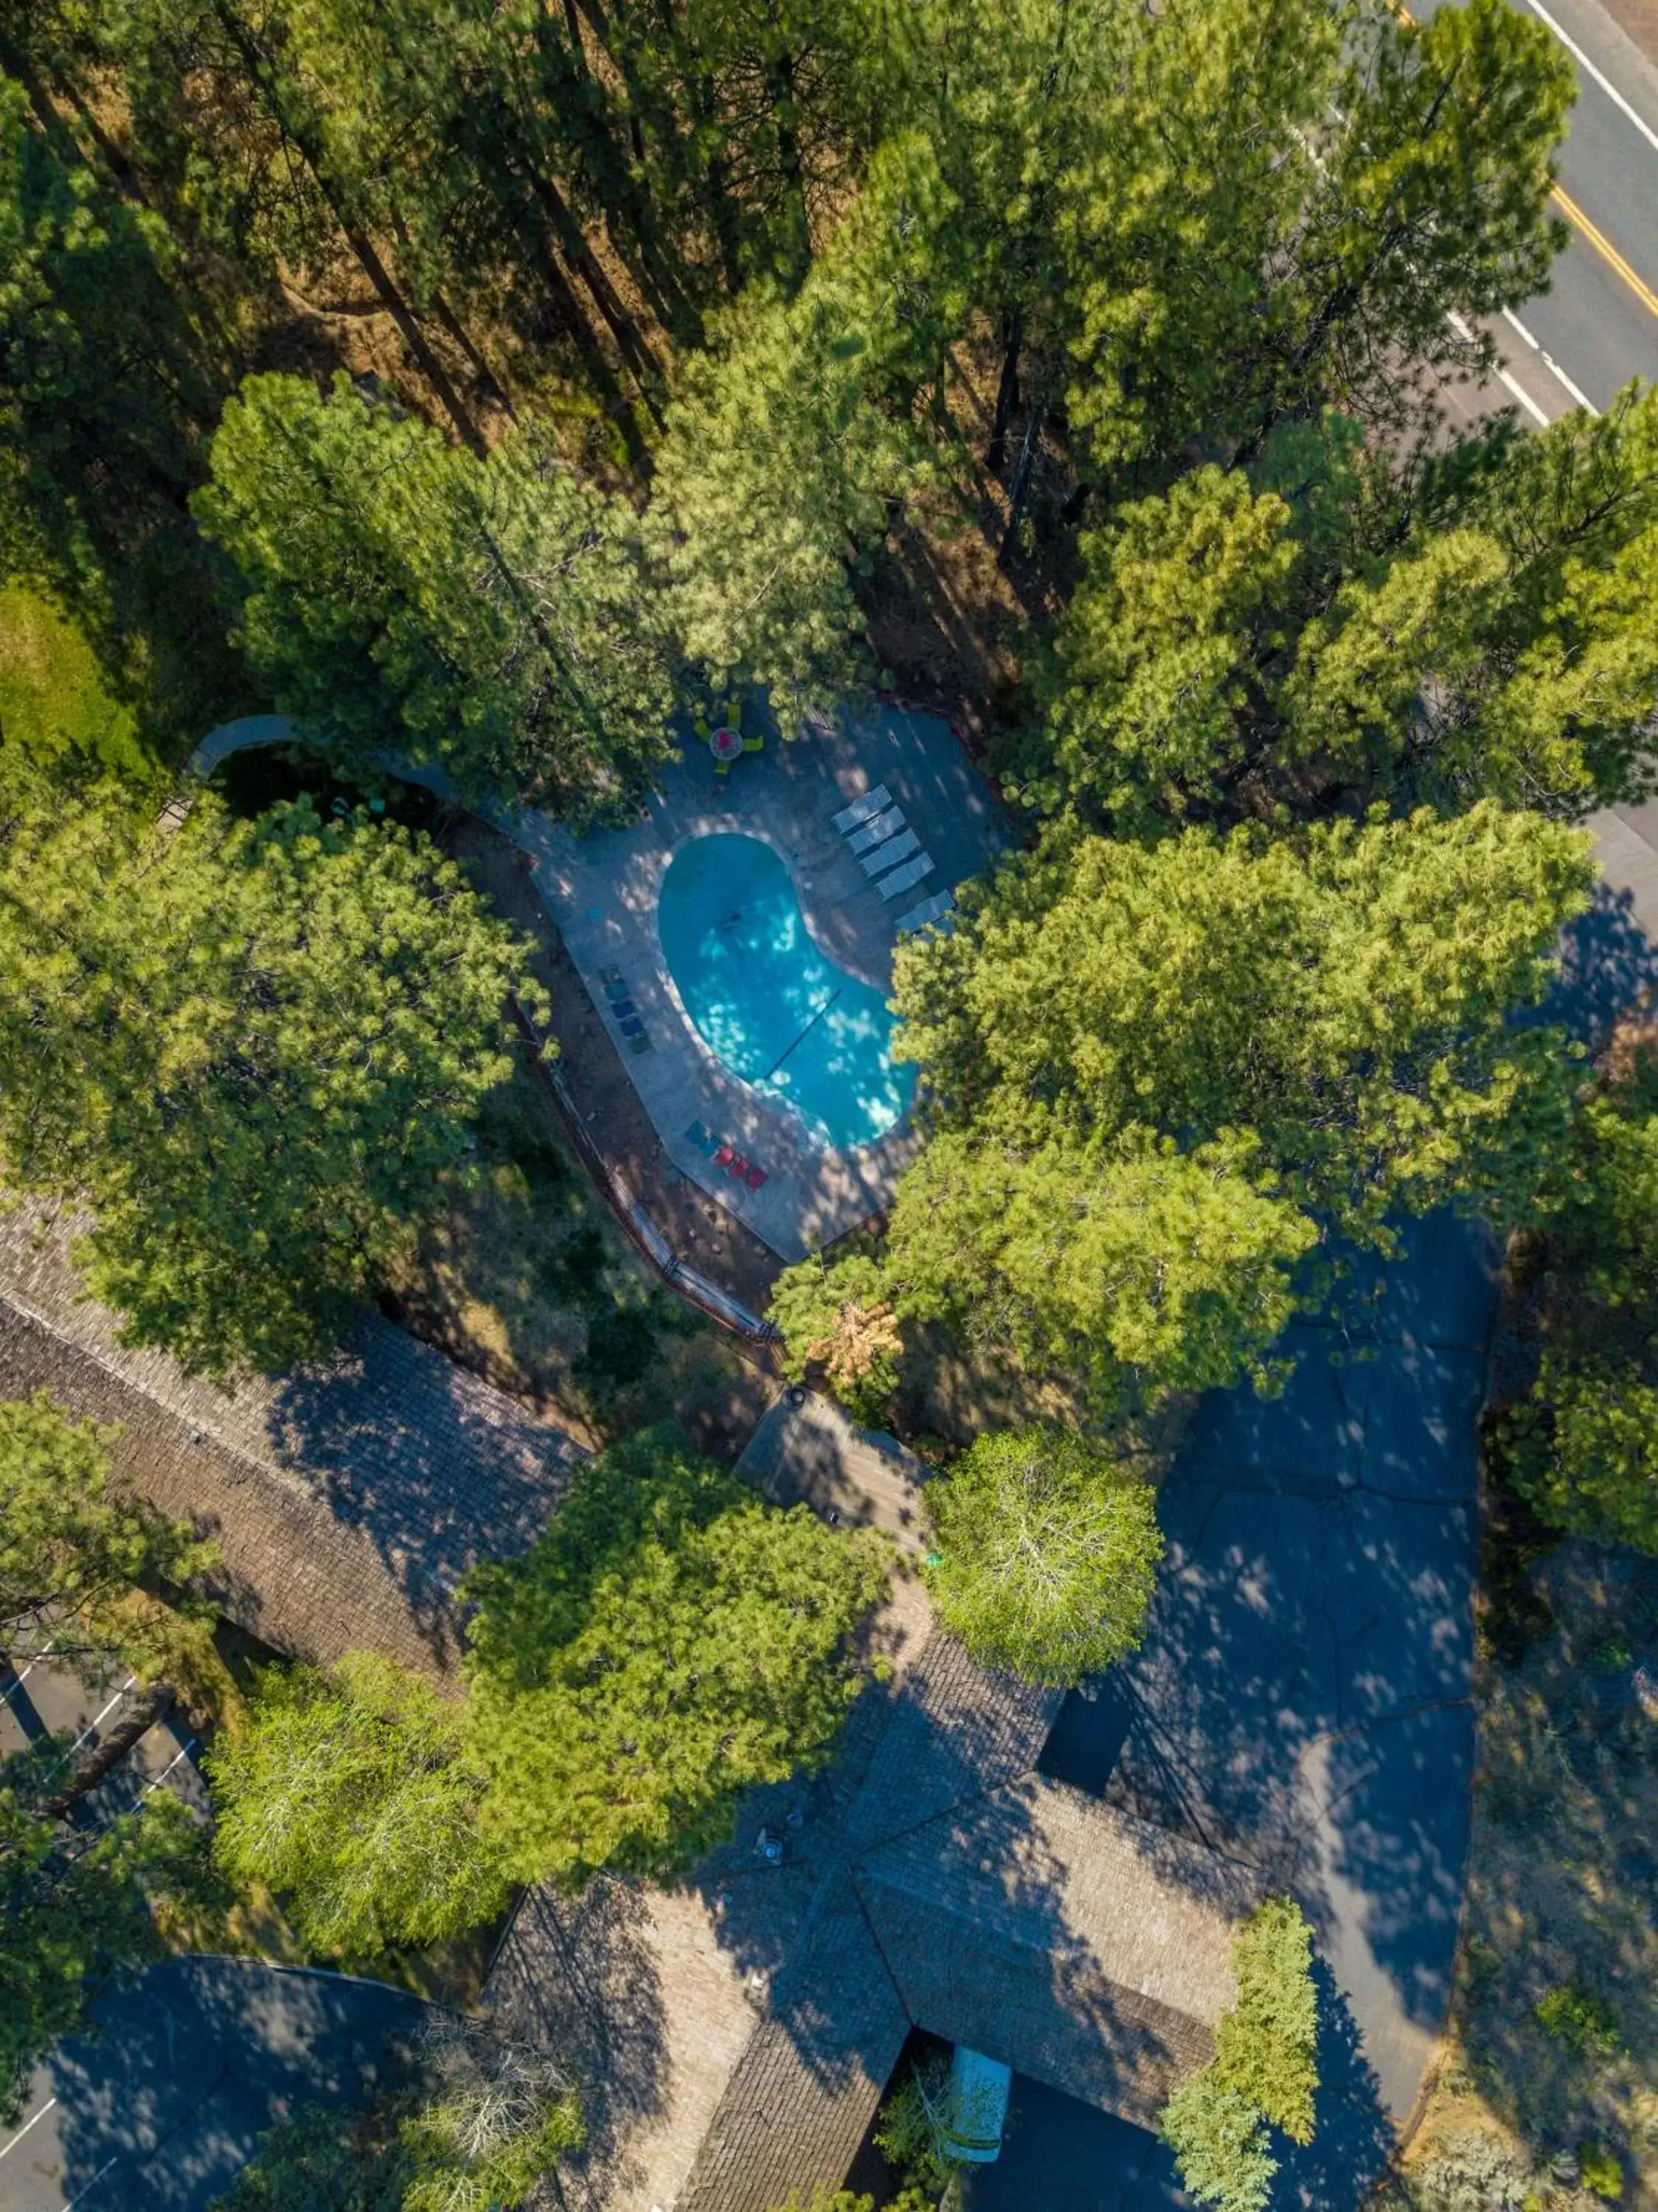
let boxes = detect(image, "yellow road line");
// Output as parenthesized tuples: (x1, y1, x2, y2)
(1550, 182, 1658, 321)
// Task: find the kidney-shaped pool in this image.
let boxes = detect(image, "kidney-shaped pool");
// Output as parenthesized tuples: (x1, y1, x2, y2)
(657, 832, 915, 1150)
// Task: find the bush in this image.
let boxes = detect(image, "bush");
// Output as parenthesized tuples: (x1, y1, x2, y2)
(769, 1253, 903, 1426)
(1579, 2145, 1625, 2201)
(1534, 1982, 1620, 2058)
(924, 1426, 1163, 1686)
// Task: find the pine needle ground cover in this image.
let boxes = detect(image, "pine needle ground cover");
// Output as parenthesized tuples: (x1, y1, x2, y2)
(1387, 1545, 1658, 2211)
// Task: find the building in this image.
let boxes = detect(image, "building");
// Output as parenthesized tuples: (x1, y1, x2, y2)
(0, 1203, 583, 1674)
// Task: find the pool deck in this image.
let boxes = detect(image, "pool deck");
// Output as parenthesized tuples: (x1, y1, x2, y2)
(509, 701, 1009, 1260)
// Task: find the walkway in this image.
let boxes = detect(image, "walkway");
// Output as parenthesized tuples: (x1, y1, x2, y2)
(190, 704, 1010, 1262)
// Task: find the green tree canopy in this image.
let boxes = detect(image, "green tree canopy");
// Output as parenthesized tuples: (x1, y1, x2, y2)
(207, 1652, 510, 1958)
(1158, 1896, 1319, 2212)
(924, 1427, 1163, 1686)
(1030, 388, 1658, 830)
(463, 1427, 888, 1888)
(0, 1391, 215, 1674)
(1503, 1041, 1658, 1553)
(1213, 1896, 1320, 2146)
(0, 776, 535, 1374)
(1, 1753, 211, 2120)
(645, 134, 948, 728)
(195, 372, 676, 812)
(877, 804, 1590, 1405)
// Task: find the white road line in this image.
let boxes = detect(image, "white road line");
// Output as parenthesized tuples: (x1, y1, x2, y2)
(66, 2155, 119, 2206)
(1497, 364, 1553, 425)
(139, 1738, 198, 1797)
(1502, 308, 1541, 349)
(1516, 0, 1658, 156)
(1541, 349, 1600, 413)
(0, 2096, 58, 2162)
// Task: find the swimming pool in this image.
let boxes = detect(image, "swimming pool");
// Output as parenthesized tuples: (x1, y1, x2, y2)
(658, 833, 914, 1150)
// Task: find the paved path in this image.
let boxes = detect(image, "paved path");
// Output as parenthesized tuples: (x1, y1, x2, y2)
(0, 1959, 433, 2212)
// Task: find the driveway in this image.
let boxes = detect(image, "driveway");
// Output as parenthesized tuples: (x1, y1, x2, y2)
(0, 1959, 432, 2211)
(963, 1209, 1488, 2212)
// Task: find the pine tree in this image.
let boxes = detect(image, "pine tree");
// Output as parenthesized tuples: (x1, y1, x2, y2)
(645, 134, 947, 728)
(195, 372, 676, 811)
(879, 804, 1592, 1405)
(0, 775, 538, 1374)
(462, 1427, 888, 1887)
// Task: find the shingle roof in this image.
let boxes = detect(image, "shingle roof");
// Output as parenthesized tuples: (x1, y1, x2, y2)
(853, 1775, 1257, 2130)
(0, 1204, 583, 1673)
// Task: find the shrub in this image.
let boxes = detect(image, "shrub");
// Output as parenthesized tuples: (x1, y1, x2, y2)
(1578, 2144, 1624, 2200)
(1534, 1982, 1620, 2058)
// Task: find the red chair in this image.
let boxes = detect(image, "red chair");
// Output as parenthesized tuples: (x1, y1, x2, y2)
(745, 1165, 767, 1190)
(728, 1153, 750, 1180)
(714, 1144, 735, 1169)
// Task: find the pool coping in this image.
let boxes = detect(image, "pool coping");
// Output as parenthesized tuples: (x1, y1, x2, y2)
(651, 821, 917, 1155)
(520, 796, 923, 1262)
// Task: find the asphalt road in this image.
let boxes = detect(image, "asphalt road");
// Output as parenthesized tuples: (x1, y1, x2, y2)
(1422, 0, 1658, 417)
(0, 1960, 433, 2212)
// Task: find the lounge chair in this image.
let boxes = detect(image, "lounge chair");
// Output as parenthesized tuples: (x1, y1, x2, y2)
(878, 851, 937, 900)
(745, 1165, 767, 1190)
(895, 887, 955, 934)
(830, 785, 892, 834)
(847, 805, 905, 855)
(861, 827, 920, 877)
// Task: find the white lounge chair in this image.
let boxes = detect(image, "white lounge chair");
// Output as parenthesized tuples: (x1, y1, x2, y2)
(860, 827, 920, 877)
(830, 785, 892, 834)
(847, 805, 905, 855)
(878, 851, 936, 900)
(895, 887, 955, 933)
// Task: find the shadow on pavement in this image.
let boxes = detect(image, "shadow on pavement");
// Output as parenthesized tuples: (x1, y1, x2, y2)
(7, 1958, 431, 2212)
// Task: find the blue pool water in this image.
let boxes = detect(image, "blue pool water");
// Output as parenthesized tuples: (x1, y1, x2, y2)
(658, 833, 914, 1150)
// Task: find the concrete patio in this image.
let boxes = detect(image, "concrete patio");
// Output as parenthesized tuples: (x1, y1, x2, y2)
(506, 699, 1009, 1260)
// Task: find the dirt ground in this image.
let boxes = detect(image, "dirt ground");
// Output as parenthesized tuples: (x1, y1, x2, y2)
(403, 815, 780, 1463)
(1387, 1540, 1658, 2212)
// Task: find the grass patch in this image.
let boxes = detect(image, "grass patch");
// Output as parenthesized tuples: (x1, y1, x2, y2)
(0, 582, 149, 777)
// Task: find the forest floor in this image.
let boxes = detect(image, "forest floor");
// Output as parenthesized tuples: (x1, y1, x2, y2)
(1387, 1533, 1658, 2212)
(392, 817, 778, 1462)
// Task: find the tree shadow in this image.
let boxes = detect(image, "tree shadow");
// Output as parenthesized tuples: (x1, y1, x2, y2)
(38, 1956, 432, 2210)
(1533, 879, 1658, 1046)
(482, 1879, 669, 2207)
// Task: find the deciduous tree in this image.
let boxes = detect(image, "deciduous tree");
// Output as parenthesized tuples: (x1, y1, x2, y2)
(1, 1756, 211, 2121)
(924, 1427, 1162, 1686)
(207, 1652, 510, 1957)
